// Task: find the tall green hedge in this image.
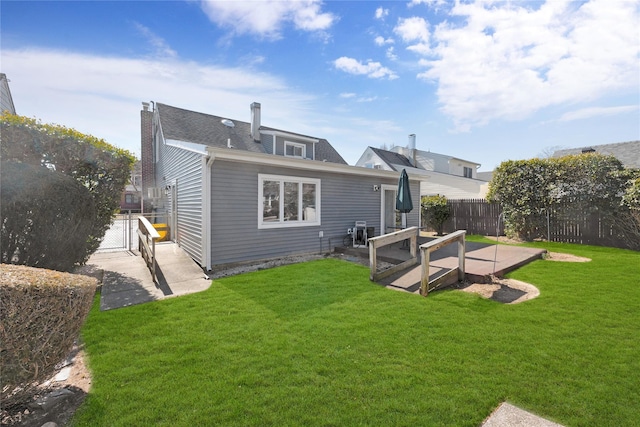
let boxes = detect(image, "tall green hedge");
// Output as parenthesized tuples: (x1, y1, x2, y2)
(487, 153, 637, 243)
(1, 113, 136, 269)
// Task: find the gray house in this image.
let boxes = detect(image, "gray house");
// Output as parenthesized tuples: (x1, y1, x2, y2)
(553, 141, 640, 169)
(0, 73, 16, 114)
(356, 144, 488, 199)
(141, 102, 423, 271)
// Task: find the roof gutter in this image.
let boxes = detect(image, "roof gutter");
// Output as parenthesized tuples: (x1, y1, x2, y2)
(205, 147, 429, 182)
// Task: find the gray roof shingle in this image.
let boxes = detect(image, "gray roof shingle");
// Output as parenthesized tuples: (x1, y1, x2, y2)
(156, 103, 347, 164)
(553, 140, 640, 169)
(370, 147, 413, 169)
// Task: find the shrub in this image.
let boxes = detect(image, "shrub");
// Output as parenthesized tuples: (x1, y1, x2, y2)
(421, 195, 450, 235)
(0, 264, 97, 407)
(487, 154, 628, 240)
(1, 161, 96, 272)
(0, 113, 136, 261)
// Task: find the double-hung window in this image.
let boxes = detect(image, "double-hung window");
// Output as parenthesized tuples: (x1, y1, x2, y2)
(285, 141, 306, 159)
(259, 174, 320, 228)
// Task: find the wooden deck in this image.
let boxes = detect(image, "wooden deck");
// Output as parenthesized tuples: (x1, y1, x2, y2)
(336, 236, 547, 294)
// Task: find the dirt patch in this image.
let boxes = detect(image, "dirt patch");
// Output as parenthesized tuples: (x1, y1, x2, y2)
(453, 277, 540, 304)
(1, 343, 91, 427)
(483, 235, 526, 244)
(545, 252, 591, 262)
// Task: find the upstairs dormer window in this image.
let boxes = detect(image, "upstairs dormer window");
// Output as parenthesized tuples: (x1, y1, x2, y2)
(285, 141, 306, 159)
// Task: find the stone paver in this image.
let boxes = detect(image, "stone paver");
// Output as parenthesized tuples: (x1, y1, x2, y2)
(482, 402, 565, 427)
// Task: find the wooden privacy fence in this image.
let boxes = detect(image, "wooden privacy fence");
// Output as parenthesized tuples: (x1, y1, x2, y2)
(427, 199, 632, 249)
(422, 199, 504, 236)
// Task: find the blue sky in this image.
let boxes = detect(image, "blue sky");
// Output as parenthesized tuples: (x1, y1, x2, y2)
(2, 0, 638, 171)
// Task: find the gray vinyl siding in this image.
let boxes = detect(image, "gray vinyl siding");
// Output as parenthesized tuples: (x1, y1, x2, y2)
(261, 134, 275, 154)
(209, 160, 420, 266)
(160, 145, 204, 264)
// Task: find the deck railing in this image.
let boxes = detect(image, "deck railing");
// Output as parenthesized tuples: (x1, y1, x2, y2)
(419, 230, 466, 296)
(368, 227, 419, 281)
(137, 216, 161, 284)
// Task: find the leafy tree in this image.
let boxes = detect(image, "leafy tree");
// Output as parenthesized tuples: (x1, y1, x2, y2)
(421, 195, 450, 235)
(487, 154, 628, 241)
(1, 113, 136, 267)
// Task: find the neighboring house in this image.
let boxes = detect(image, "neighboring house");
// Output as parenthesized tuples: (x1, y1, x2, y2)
(141, 102, 424, 271)
(119, 162, 142, 212)
(355, 143, 488, 199)
(0, 73, 16, 114)
(553, 141, 640, 169)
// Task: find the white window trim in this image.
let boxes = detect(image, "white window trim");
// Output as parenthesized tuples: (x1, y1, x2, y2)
(284, 141, 306, 159)
(258, 174, 321, 229)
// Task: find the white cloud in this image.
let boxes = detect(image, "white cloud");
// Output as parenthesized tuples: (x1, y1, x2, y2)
(558, 105, 639, 122)
(199, 0, 335, 40)
(375, 7, 389, 20)
(394, 16, 431, 54)
(386, 46, 398, 61)
(134, 23, 177, 59)
(340, 92, 356, 98)
(356, 96, 378, 103)
(2, 48, 318, 157)
(416, 0, 640, 130)
(409, 0, 447, 8)
(334, 56, 399, 80)
(374, 36, 394, 46)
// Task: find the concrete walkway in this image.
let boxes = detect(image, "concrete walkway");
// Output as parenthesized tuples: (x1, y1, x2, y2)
(87, 243, 210, 310)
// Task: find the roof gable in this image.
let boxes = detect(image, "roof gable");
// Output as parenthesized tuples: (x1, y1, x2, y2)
(553, 141, 640, 169)
(370, 147, 414, 169)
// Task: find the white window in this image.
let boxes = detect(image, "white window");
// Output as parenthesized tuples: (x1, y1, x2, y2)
(285, 141, 306, 159)
(259, 174, 321, 229)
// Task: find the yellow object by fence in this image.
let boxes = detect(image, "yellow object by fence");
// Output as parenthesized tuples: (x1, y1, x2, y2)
(152, 223, 169, 241)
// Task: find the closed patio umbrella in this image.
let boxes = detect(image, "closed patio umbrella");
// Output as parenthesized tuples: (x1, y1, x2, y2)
(396, 169, 413, 229)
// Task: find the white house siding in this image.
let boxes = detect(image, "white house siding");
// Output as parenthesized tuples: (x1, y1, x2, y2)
(421, 172, 488, 199)
(160, 145, 204, 264)
(209, 160, 420, 266)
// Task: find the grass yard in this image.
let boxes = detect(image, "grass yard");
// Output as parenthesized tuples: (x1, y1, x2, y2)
(74, 241, 639, 426)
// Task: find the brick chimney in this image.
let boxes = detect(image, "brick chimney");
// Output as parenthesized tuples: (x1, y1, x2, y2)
(141, 102, 154, 213)
(250, 102, 261, 141)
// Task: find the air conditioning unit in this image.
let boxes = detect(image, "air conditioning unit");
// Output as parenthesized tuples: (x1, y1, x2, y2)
(147, 187, 164, 199)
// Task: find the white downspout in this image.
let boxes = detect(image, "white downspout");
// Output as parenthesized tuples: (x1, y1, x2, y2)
(202, 152, 216, 271)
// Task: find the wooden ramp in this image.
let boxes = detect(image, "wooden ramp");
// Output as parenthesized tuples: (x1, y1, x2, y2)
(339, 232, 547, 295)
(376, 241, 546, 294)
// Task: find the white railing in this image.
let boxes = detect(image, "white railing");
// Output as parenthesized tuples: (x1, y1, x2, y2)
(419, 230, 466, 296)
(368, 227, 419, 281)
(137, 216, 161, 284)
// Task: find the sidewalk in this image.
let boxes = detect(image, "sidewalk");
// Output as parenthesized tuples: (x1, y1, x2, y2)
(87, 243, 210, 311)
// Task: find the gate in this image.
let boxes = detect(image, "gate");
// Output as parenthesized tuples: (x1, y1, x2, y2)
(96, 212, 139, 252)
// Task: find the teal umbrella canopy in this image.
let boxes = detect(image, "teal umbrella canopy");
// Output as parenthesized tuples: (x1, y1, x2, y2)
(396, 169, 413, 213)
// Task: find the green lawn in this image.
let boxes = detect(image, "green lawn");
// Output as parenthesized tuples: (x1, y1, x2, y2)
(74, 242, 640, 426)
